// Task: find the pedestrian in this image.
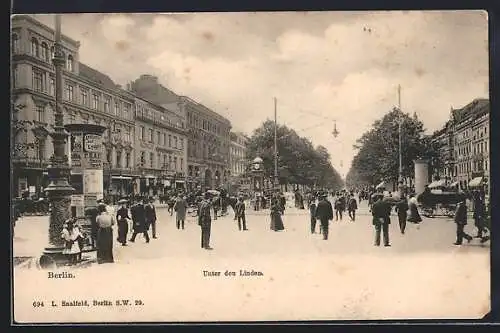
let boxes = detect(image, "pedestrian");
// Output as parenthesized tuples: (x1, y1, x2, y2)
(167, 195, 175, 216)
(212, 195, 220, 220)
(334, 193, 344, 221)
(315, 194, 333, 240)
(130, 198, 150, 243)
(347, 192, 358, 222)
(61, 218, 83, 264)
(279, 193, 286, 214)
(453, 197, 473, 245)
(371, 194, 391, 247)
(198, 192, 213, 250)
(309, 196, 318, 234)
(472, 191, 486, 239)
(174, 195, 188, 230)
(395, 196, 409, 234)
(235, 196, 247, 231)
(407, 194, 422, 224)
(270, 196, 285, 231)
(84, 206, 99, 248)
(96, 203, 115, 264)
(145, 197, 157, 239)
(116, 199, 130, 246)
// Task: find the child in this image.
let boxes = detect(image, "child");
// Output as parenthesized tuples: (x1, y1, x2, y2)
(61, 218, 83, 264)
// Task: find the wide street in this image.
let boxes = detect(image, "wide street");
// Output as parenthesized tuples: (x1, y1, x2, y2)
(13, 199, 490, 322)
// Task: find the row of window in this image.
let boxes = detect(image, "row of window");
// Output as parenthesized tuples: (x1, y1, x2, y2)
(139, 151, 184, 171)
(456, 140, 488, 159)
(12, 34, 75, 72)
(187, 111, 228, 136)
(138, 126, 184, 150)
(456, 159, 488, 175)
(230, 146, 245, 157)
(135, 105, 185, 130)
(106, 149, 132, 169)
(64, 82, 131, 119)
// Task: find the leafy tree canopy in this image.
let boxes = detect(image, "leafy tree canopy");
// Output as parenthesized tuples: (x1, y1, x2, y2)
(246, 120, 344, 191)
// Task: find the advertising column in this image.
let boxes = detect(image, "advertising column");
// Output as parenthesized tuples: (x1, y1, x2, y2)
(65, 124, 107, 217)
(414, 159, 429, 195)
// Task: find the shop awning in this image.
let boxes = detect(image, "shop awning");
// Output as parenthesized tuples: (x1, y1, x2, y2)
(145, 175, 156, 179)
(112, 176, 132, 180)
(428, 179, 446, 189)
(468, 177, 483, 187)
(375, 181, 386, 189)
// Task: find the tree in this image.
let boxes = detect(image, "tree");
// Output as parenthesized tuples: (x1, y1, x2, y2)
(246, 120, 344, 190)
(347, 108, 443, 187)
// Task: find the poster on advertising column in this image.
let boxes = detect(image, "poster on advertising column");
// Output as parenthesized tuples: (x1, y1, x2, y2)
(83, 169, 104, 204)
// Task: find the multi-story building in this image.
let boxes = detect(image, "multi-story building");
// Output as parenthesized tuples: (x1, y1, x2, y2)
(11, 15, 136, 198)
(432, 98, 489, 195)
(229, 132, 248, 177)
(128, 75, 232, 190)
(131, 94, 188, 196)
(430, 119, 454, 182)
(451, 98, 489, 191)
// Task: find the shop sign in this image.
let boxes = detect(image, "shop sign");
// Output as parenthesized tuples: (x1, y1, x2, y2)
(84, 134, 102, 152)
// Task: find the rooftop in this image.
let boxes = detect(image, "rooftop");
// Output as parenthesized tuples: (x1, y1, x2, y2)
(78, 62, 118, 91)
(451, 98, 489, 123)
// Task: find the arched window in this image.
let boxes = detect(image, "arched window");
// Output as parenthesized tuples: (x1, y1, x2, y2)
(41, 42, 49, 61)
(12, 34, 19, 54)
(50, 46, 55, 60)
(31, 37, 39, 57)
(67, 55, 74, 71)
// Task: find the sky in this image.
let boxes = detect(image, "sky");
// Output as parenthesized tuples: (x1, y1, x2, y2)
(29, 11, 489, 177)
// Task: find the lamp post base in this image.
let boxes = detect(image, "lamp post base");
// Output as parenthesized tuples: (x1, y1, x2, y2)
(39, 247, 68, 269)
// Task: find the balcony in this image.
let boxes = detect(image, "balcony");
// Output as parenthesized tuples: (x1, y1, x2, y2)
(12, 156, 50, 169)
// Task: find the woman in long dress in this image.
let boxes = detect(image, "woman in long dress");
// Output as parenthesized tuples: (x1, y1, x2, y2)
(270, 198, 285, 231)
(96, 203, 115, 264)
(407, 194, 422, 223)
(61, 218, 83, 264)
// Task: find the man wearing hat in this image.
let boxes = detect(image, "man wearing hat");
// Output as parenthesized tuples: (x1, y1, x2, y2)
(315, 193, 333, 240)
(371, 194, 391, 247)
(197, 192, 213, 250)
(145, 197, 158, 239)
(130, 197, 150, 243)
(235, 196, 247, 231)
(116, 199, 130, 246)
(453, 196, 473, 245)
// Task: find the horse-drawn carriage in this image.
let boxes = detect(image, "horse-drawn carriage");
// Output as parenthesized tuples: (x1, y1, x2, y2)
(417, 182, 465, 218)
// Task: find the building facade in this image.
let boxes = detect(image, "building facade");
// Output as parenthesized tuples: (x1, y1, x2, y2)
(132, 95, 188, 196)
(11, 15, 136, 198)
(431, 98, 489, 194)
(452, 99, 489, 191)
(128, 75, 232, 190)
(229, 132, 248, 177)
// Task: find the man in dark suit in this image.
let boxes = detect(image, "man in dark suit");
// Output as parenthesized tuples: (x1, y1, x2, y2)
(145, 197, 158, 239)
(235, 196, 247, 231)
(130, 197, 150, 243)
(198, 192, 213, 250)
(371, 194, 391, 247)
(315, 194, 333, 240)
(454, 197, 472, 245)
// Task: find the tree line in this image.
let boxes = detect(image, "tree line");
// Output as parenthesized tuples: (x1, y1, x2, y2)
(245, 120, 344, 191)
(345, 108, 443, 189)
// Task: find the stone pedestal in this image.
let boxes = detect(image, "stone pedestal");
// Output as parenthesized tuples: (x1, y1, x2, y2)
(414, 159, 429, 195)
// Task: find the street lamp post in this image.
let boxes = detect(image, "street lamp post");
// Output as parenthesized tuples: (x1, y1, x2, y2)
(397, 84, 405, 196)
(273, 97, 279, 192)
(41, 15, 75, 265)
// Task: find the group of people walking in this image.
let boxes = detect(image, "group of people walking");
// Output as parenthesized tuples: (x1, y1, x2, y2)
(57, 185, 489, 265)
